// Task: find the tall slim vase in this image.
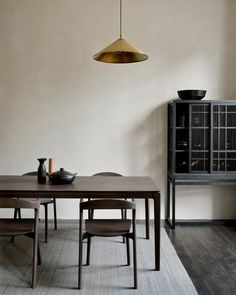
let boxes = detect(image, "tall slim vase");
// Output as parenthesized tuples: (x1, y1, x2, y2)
(37, 158, 47, 184)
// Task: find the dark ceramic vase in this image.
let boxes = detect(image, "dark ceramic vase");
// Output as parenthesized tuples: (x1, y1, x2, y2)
(37, 158, 47, 184)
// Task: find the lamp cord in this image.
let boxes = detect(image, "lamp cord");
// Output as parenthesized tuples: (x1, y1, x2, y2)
(120, 0, 122, 38)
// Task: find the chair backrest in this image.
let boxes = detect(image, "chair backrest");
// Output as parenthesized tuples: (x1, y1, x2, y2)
(80, 199, 135, 211)
(0, 198, 40, 209)
(93, 172, 123, 177)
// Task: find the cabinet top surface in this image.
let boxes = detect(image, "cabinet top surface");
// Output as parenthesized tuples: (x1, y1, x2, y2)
(170, 99, 236, 104)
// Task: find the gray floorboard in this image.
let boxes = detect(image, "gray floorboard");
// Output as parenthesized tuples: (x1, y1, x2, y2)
(166, 225, 236, 295)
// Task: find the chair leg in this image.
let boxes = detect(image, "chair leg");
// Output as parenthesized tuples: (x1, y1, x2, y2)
(78, 212, 83, 289)
(90, 209, 94, 219)
(132, 208, 138, 289)
(124, 209, 127, 220)
(14, 208, 18, 219)
(123, 198, 127, 219)
(37, 242, 42, 265)
(18, 208, 21, 219)
(88, 198, 92, 220)
(88, 209, 91, 219)
(53, 198, 57, 230)
(86, 236, 91, 265)
(32, 211, 39, 289)
(44, 204, 48, 243)
(78, 239, 83, 289)
(121, 210, 126, 243)
(11, 208, 18, 243)
(126, 237, 130, 266)
(133, 237, 137, 289)
(145, 198, 150, 239)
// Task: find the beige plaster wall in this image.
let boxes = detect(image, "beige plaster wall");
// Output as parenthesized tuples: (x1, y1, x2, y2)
(0, 0, 236, 219)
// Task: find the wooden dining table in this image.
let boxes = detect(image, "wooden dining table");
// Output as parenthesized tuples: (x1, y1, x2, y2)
(0, 175, 161, 270)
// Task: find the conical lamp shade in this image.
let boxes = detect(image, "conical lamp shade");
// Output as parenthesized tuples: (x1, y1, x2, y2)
(93, 38, 148, 63)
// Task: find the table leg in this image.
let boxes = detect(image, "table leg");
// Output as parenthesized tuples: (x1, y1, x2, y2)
(145, 198, 150, 239)
(153, 192, 160, 271)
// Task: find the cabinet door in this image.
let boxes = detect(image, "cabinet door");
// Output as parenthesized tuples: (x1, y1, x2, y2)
(190, 104, 210, 172)
(212, 104, 236, 172)
(175, 103, 189, 173)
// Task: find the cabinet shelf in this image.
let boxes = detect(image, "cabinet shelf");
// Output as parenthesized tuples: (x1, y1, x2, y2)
(213, 127, 236, 129)
(176, 127, 189, 129)
(192, 150, 209, 152)
(213, 150, 236, 152)
(191, 127, 209, 129)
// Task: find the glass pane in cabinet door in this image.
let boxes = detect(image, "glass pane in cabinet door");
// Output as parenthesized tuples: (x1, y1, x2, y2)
(219, 129, 225, 150)
(213, 105, 218, 127)
(213, 129, 226, 151)
(175, 152, 188, 173)
(213, 129, 218, 150)
(227, 114, 236, 127)
(213, 151, 227, 172)
(212, 160, 218, 171)
(212, 159, 226, 171)
(192, 129, 209, 150)
(176, 129, 189, 150)
(213, 105, 226, 127)
(227, 160, 236, 171)
(227, 105, 236, 127)
(191, 104, 209, 127)
(227, 152, 236, 171)
(191, 152, 209, 172)
(227, 129, 236, 150)
(227, 105, 236, 112)
(213, 129, 225, 151)
(176, 104, 189, 128)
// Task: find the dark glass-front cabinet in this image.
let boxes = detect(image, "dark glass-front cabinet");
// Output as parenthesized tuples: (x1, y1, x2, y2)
(167, 100, 236, 229)
(168, 100, 236, 175)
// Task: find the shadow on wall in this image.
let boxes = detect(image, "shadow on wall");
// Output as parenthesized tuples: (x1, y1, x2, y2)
(127, 102, 167, 212)
(212, 185, 236, 219)
(221, 0, 236, 99)
(212, 0, 236, 219)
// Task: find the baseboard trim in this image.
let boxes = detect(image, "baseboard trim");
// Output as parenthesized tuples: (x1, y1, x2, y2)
(174, 219, 236, 226)
(41, 219, 154, 224)
(41, 219, 236, 227)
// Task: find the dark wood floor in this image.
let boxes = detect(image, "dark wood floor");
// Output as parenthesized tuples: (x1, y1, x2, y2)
(165, 224, 236, 295)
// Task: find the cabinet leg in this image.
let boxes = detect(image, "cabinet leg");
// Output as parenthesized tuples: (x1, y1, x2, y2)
(167, 179, 170, 220)
(166, 180, 175, 229)
(171, 182, 176, 229)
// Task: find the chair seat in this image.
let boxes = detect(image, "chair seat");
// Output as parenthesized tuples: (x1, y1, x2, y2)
(85, 219, 131, 237)
(40, 198, 53, 205)
(0, 219, 35, 236)
(19, 198, 53, 205)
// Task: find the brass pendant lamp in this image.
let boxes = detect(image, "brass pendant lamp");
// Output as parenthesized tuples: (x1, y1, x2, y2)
(93, 0, 148, 63)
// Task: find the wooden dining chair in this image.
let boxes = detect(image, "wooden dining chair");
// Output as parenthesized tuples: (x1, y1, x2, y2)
(92, 172, 150, 239)
(89, 172, 126, 220)
(0, 198, 41, 288)
(78, 199, 137, 289)
(13, 172, 57, 243)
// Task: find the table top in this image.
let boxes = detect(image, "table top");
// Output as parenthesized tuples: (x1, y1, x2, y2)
(0, 176, 160, 198)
